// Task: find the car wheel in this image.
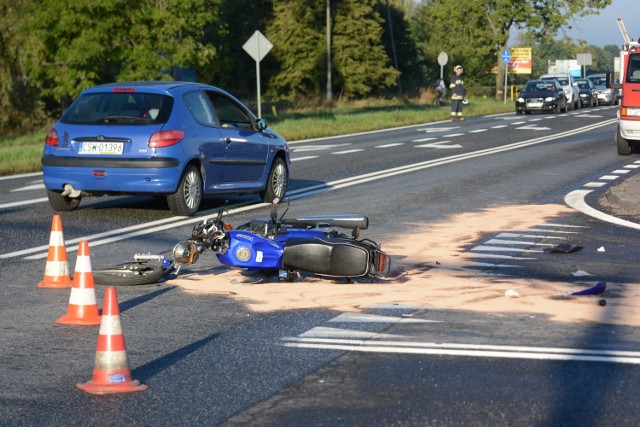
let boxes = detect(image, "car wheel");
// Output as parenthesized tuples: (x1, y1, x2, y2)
(261, 158, 288, 203)
(516, 110, 523, 115)
(167, 164, 202, 216)
(47, 189, 81, 212)
(617, 126, 633, 155)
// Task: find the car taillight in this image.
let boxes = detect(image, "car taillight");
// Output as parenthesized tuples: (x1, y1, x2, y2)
(45, 129, 59, 146)
(149, 130, 185, 148)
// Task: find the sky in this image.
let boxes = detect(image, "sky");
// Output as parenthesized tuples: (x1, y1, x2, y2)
(562, 0, 636, 47)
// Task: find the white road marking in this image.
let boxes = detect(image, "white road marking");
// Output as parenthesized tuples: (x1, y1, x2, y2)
(463, 254, 537, 260)
(469, 129, 488, 133)
(10, 182, 45, 192)
(411, 137, 437, 142)
(442, 133, 464, 138)
(485, 239, 554, 247)
(332, 149, 365, 155)
(418, 126, 460, 133)
(299, 327, 404, 339)
(281, 337, 640, 364)
(465, 262, 523, 268)
(566, 189, 640, 231)
(471, 245, 543, 253)
(584, 182, 607, 187)
(415, 141, 462, 149)
(599, 175, 620, 180)
(491, 125, 508, 129)
(0, 198, 48, 209)
(515, 125, 551, 131)
(293, 143, 351, 152)
(612, 169, 631, 174)
(291, 156, 318, 162)
(497, 232, 564, 239)
(375, 143, 404, 148)
(329, 313, 440, 324)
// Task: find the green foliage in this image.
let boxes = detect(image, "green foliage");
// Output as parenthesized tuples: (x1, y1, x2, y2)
(266, 0, 398, 101)
(332, 0, 399, 98)
(410, 0, 612, 98)
(265, 0, 326, 101)
(20, 0, 221, 110)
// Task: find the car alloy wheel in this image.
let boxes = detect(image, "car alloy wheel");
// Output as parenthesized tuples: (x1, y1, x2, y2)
(262, 158, 288, 203)
(168, 164, 203, 216)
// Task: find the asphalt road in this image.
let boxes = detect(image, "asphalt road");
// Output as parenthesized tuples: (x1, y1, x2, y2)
(2, 105, 640, 426)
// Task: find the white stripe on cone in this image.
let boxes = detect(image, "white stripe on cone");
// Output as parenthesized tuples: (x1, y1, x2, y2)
(74, 255, 92, 273)
(44, 260, 70, 276)
(49, 230, 64, 246)
(99, 315, 123, 336)
(68, 287, 97, 305)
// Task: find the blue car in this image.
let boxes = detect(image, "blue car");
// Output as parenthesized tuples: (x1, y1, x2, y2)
(42, 81, 290, 216)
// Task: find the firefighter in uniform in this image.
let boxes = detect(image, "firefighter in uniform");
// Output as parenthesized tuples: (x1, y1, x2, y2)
(449, 65, 465, 121)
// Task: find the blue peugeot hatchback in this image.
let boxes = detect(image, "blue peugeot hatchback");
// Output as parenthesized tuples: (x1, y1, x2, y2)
(42, 81, 290, 216)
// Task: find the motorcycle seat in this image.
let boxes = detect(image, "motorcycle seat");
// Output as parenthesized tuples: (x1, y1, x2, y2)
(282, 236, 370, 277)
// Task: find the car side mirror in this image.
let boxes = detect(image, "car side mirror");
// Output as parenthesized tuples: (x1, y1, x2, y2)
(607, 72, 622, 89)
(256, 118, 268, 131)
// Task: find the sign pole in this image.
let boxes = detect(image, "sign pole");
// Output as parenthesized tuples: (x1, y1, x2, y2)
(502, 49, 511, 104)
(242, 31, 273, 118)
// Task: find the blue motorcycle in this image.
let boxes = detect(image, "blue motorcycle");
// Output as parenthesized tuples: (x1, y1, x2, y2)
(93, 201, 390, 286)
(172, 200, 391, 281)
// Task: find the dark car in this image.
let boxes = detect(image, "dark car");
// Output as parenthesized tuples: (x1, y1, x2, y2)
(42, 81, 290, 216)
(515, 79, 567, 114)
(575, 78, 599, 108)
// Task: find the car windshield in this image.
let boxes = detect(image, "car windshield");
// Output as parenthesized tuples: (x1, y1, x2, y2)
(523, 82, 554, 92)
(61, 92, 173, 125)
(589, 77, 606, 86)
(577, 81, 589, 88)
(554, 78, 569, 86)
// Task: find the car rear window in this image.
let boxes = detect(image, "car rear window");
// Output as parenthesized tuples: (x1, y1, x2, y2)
(61, 92, 173, 125)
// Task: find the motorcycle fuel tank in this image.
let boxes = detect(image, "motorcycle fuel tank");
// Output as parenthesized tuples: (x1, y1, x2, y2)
(216, 230, 284, 270)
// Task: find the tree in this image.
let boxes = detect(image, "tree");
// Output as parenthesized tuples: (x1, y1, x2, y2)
(266, 0, 398, 101)
(0, 0, 47, 134)
(411, 0, 612, 100)
(20, 0, 222, 113)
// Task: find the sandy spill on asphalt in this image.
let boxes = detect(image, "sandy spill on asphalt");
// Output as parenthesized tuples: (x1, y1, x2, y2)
(170, 203, 640, 326)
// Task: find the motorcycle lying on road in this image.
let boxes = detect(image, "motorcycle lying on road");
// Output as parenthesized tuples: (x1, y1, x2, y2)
(93, 200, 391, 286)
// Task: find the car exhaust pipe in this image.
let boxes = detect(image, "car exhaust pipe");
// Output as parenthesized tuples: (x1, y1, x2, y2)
(60, 184, 82, 198)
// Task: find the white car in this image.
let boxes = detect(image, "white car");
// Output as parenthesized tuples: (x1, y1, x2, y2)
(587, 73, 619, 105)
(540, 73, 581, 110)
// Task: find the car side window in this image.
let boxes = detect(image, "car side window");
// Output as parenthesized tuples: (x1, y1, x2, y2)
(182, 91, 219, 127)
(206, 91, 253, 131)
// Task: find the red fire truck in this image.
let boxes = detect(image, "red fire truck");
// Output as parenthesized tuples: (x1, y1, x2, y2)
(610, 19, 640, 155)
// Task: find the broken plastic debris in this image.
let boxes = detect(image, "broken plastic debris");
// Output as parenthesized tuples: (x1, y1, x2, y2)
(597, 246, 605, 252)
(505, 289, 521, 298)
(570, 282, 606, 296)
(544, 243, 583, 254)
(572, 270, 593, 277)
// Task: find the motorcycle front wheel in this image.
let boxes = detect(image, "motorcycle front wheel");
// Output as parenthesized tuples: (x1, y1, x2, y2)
(93, 261, 167, 286)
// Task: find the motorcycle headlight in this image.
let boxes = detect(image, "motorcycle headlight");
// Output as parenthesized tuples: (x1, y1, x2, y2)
(173, 241, 197, 264)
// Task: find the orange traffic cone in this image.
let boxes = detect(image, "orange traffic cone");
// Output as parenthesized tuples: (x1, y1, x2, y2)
(77, 287, 148, 395)
(56, 240, 101, 325)
(38, 215, 71, 288)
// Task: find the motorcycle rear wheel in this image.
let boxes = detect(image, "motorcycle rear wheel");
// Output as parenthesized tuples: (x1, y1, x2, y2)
(93, 261, 166, 286)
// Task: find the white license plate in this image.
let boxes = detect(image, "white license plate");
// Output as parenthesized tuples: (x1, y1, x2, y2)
(79, 141, 124, 155)
(527, 102, 543, 108)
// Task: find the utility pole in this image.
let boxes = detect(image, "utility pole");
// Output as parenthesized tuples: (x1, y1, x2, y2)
(326, 0, 333, 104)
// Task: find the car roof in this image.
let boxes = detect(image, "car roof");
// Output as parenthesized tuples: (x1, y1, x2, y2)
(82, 81, 221, 95)
(525, 79, 558, 84)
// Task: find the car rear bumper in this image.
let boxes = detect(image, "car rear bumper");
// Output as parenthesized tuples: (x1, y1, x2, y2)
(42, 156, 183, 193)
